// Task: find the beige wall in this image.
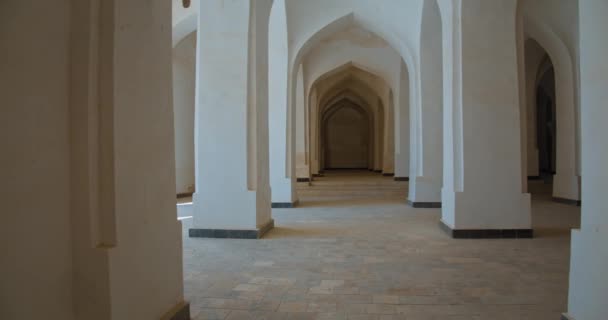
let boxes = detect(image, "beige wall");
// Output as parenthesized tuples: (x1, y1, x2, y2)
(1, 1, 185, 319)
(0, 1, 73, 319)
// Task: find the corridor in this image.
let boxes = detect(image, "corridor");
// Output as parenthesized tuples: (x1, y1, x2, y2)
(180, 175, 579, 320)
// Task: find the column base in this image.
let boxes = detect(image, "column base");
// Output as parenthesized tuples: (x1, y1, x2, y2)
(553, 197, 582, 206)
(439, 220, 534, 239)
(394, 177, 409, 181)
(176, 192, 193, 199)
(189, 219, 274, 239)
(382, 173, 395, 177)
(271, 200, 298, 208)
(408, 200, 442, 208)
(161, 302, 190, 320)
(296, 177, 310, 182)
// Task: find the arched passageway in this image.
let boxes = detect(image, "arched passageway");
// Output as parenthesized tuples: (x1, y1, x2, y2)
(522, 34, 580, 204)
(322, 102, 371, 170)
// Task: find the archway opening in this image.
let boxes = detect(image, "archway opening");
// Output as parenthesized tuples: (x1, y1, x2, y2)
(536, 61, 556, 183)
(322, 102, 371, 170)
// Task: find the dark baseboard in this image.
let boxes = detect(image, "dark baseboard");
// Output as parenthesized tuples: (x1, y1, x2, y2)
(394, 177, 410, 181)
(527, 175, 542, 180)
(439, 220, 534, 239)
(553, 197, 581, 206)
(382, 173, 395, 177)
(296, 177, 310, 182)
(561, 313, 575, 320)
(408, 200, 442, 208)
(162, 302, 190, 320)
(373, 170, 382, 173)
(271, 200, 298, 208)
(176, 192, 193, 199)
(189, 219, 274, 239)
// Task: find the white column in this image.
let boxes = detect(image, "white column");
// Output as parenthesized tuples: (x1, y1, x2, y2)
(442, 0, 531, 232)
(192, 0, 273, 236)
(295, 64, 309, 180)
(383, 90, 395, 174)
(409, 0, 443, 207)
(566, 1, 608, 318)
(374, 98, 384, 172)
(268, 0, 296, 206)
(310, 89, 321, 175)
(395, 60, 410, 179)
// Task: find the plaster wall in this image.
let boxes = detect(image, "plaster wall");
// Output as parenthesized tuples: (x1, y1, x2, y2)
(0, 1, 73, 318)
(567, 2, 608, 319)
(173, 31, 196, 195)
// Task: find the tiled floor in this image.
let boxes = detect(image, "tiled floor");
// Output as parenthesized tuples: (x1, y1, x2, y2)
(179, 171, 580, 320)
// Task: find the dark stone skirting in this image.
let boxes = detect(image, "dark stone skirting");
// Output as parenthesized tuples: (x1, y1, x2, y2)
(408, 200, 442, 208)
(296, 177, 310, 182)
(553, 197, 581, 207)
(561, 313, 575, 320)
(373, 170, 382, 173)
(394, 177, 410, 181)
(189, 219, 274, 239)
(162, 302, 190, 320)
(271, 200, 298, 209)
(382, 173, 395, 177)
(439, 220, 534, 239)
(176, 192, 193, 199)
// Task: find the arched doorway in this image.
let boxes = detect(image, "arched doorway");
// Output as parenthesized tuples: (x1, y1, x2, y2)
(322, 102, 371, 170)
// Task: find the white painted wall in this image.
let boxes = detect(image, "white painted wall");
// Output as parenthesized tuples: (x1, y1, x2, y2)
(173, 31, 196, 195)
(567, 2, 608, 319)
(0, 1, 73, 318)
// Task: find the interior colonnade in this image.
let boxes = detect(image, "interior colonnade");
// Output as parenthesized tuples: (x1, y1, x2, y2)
(2, 0, 606, 319)
(188, 0, 535, 237)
